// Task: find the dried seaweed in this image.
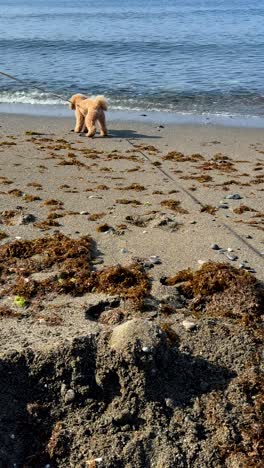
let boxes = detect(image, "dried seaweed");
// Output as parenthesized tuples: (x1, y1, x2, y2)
(116, 199, 142, 206)
(96, 224, 112, 232)
(160, 199, 189, 214)
(201, 205, 217, 215)
(88, 213, 106, 221)
(163, 262, 263, 324)
(117, 183, 146, 192)
(233, 205, 257, 214)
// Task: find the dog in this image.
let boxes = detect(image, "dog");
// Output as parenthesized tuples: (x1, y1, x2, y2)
(69, 94, 108, 137)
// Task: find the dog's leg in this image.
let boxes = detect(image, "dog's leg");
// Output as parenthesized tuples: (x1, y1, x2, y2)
(74, 110, 85, 133)
(98, 112, 108, 137)
(85, 112, 97, 138)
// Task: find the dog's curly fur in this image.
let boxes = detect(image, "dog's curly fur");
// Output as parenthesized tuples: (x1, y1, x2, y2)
(69, 94, 108, 137)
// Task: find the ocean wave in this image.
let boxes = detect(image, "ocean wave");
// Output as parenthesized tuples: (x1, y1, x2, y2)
(1, 89, 264, 117)
(0, 90, 66, 106)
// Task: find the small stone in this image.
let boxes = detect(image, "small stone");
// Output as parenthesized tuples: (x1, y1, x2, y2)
(86, 459, 103, 467)
(88, 195, 102, 199)
(218, 204, 229, 209)
(198, 259, 206, 266)
(211, 243, 220, 250)
(165, 398, 175, 409)
(80, 211, 89, 215)
(142, 346, 150, 353)
(227, 247, 233, 252)
(16, 214, 36, 225)
(121, 248, 128, 254)
(142, 230, 148, 234)
(182, 320, 196, 331)
(143, 261, 154, 270)
(93, 258, 104, 265)
(226, 193, 242, 200)
(64, 389, 75, 403)
(226, 254, 238, 261)
(190, 220, 197, 224)
(60, 383, 67, 397)
(149, 255, 161, 264)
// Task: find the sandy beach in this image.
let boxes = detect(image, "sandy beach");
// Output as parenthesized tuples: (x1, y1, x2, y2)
(0, 113, 263, 466)
(0, 113, 263, 278)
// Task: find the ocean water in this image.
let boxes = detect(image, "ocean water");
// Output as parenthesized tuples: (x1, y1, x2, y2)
(0, 0, 264, 121)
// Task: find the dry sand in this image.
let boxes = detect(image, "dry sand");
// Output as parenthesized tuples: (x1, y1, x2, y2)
(0, 113, 263, 467)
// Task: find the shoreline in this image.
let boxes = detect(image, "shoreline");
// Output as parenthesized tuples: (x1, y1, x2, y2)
(1, 103, 264, 129)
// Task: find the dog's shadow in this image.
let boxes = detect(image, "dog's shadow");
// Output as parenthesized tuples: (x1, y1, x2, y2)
(108, 129, 161, 140)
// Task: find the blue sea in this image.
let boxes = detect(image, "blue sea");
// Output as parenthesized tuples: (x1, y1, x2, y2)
(0, 0, 264, 123)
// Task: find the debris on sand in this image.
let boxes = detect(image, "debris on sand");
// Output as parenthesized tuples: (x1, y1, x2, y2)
(201, 205, 217, 215)
(162, 262, 263, 324)
(160, 199, 189, 214)
(0, 234, 150, 309)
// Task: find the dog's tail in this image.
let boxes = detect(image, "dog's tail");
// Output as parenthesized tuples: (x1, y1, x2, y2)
(95, 95, 108, 111)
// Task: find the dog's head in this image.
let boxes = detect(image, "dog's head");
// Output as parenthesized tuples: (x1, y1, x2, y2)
(69, 94, 87, 110)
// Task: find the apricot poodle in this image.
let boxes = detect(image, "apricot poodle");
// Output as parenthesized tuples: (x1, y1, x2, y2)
(69, 94, 108, 137)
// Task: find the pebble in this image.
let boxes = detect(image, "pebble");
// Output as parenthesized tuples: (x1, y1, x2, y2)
(120, 248, 128, 254)
(165, 398, 175, 409)
(240, 264, 256, 273)
(226, 254, 238, 261)
(60, 383, 67, 397)
(17, 214, 36, 225)
(197, 259, 206, 266)
(190, 220, 197, 224)
(182, 320, 196, 331)
(142, 230, 148, 234)
(227, 247, 233, 252)
(211, 243, 220, 250)
(226, 193, 242, 200)
(218, 204, 229, 209)
(64, 389, 75, 403)
(93, 258, 104, 265)
(149, 255, 161, 264)
(88, 195, 102, 199)
(86, 459, 103, 466)
(80, 211, 89, 215)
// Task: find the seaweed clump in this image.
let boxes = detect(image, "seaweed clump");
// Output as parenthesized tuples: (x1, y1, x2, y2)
(201, 205, 217, 215)
(0, 233, 95, 301)
(160, 199, 189, 214)
(0, 234, 150, 309)
(96, 264, 150, 301)
(163, 262, 263, 324)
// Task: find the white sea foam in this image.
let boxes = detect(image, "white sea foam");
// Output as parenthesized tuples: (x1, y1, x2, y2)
(0, 90, 65, 106)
